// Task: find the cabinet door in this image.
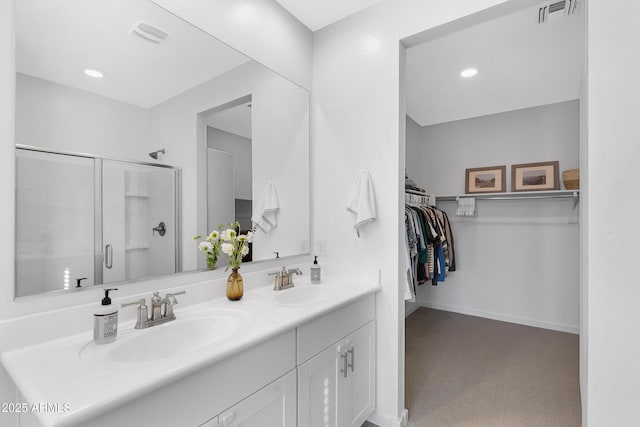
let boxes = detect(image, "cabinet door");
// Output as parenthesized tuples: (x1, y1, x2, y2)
(345, 321, 376, 427)
(298, 341, 348, 427)
(218, 370, 296, 427)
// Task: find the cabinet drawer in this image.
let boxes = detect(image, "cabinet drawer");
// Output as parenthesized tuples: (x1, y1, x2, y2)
(297, 294, 374, 364)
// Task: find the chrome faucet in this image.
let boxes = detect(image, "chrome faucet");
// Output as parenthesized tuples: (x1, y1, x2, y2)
(121, 290, 186, 329)
(269, 266, 303, 291)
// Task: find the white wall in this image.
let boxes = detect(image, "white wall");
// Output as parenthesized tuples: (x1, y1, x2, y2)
(407, 101, 580, 195)
(0, 2, 17, 425)
(312, 1, 522, 424)
(578, 66, 588, 422)
(207, 126, 253, 201)
(586, 1, 640, 425)
(15, 73, 151, 161)
(405, 101, 580, 332)
(405, 116, 422, 187)
(150, 0, 313, 90)
(150, 60, 309, 270)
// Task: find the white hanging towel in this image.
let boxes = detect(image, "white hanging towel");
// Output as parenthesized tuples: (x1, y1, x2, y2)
(252, 180, 280, 232)
(346, 170, 377, 237)
(456, 197, 476, 216)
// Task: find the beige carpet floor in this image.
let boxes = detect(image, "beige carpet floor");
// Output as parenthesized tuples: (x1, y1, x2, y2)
(404, 308, 581, 427)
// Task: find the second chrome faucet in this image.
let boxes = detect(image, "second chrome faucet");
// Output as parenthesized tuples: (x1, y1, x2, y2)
(269, 266, 303, 291)
(121, 290, 186, 329)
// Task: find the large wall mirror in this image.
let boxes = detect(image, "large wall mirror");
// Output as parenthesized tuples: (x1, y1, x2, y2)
(14, 0, 310, 297)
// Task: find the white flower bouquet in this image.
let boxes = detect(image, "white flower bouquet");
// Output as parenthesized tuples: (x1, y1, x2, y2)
(220, 222, 254, 271)
(192, 224, 224, 269)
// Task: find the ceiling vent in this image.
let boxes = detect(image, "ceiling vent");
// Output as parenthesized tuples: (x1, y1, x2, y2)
(538, 0, 579, 23)
(130, 21, 169, 44)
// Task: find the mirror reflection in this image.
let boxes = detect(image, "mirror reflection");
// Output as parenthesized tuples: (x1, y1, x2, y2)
(15, 0, 310, 297)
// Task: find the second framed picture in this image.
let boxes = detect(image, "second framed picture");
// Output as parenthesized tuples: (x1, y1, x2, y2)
(465, 166, 506, 194)
(511, 161, 560, 192)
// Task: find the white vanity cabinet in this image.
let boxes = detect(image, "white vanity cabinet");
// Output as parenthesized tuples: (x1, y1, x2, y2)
(199, 294, 376, 427)
(8, 291, 378, 427)
(297, 295, 376, 427)
(79, 330, 297, 427)
(200, 370, 296, 427)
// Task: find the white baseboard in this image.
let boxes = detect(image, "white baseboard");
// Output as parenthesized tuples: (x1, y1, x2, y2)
(418, 301, 579, 334)
(367, 408, 408, 427)
(396, 409, 409, 427)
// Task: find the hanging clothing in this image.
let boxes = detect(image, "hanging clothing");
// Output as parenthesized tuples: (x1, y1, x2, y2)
(404, 200, 457, 298)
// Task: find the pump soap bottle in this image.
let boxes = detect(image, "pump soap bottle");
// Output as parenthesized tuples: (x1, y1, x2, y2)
(94, 288, 119, 344)
(311, 256, 321, 284)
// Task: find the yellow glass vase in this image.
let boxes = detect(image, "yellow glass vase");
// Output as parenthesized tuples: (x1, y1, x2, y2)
(226, 268, 244, 301)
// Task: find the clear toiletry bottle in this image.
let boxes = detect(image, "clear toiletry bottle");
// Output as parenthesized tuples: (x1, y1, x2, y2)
(310, 255, 321, 284)
(94, 288, 119, 344)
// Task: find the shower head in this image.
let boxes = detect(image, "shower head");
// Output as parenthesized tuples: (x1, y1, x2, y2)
(149, 149, 165, 159)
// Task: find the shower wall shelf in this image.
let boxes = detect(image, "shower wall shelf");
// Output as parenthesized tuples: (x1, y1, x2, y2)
(125, 245, 150, 251)
(125, 192, 150, 198)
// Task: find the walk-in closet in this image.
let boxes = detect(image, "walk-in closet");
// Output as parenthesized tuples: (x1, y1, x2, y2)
(402, 2, 585, 425)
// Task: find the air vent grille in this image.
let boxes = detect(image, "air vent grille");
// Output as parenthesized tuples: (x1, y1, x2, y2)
(538, 0, 580, 23)
(131, 21, 169, 44)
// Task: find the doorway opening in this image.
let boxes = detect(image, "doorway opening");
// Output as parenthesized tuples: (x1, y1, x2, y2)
(400, 1, 585, 425)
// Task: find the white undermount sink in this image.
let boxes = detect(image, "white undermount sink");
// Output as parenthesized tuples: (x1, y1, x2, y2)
(270, 285, 332, 306)
(79, 308, 251, 364)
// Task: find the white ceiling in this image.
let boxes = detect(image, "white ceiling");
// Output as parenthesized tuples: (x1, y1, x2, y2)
(406, 3, 585, 126)
(206, 102, 253, 139)
(274, 0, 382, 31)
(16, 0, 250, 108)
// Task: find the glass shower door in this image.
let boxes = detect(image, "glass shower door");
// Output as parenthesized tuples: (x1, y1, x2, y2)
(102, 160, 178, 284)
(15, 149, 95, 296)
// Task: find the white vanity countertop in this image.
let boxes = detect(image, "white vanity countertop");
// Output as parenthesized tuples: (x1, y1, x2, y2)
(1, 268, 380, 427)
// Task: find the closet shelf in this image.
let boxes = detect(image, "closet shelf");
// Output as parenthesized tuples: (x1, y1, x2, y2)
(436, 190, 579, 202)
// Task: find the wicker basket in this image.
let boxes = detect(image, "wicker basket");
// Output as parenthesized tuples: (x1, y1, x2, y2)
(562, 169, 579, 190)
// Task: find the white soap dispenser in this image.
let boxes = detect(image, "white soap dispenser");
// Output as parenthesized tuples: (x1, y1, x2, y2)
(310, 255, 321, 284)
(94, 288, 119, 344)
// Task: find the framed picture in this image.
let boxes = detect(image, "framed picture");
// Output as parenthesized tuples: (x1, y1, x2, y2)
(465, 166, 506, 194)
(511, 161, 560, 192)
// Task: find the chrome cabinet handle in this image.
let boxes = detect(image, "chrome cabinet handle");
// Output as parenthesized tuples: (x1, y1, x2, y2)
(340, 351, 348, 378)
(105, 244, 113, 269)
(348, 347, 355, 372)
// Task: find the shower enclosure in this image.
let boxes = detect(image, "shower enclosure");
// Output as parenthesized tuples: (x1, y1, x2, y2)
(15, 146, 181, 297)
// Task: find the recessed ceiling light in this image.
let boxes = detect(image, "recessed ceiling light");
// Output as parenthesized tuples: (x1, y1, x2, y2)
(84, 69, 104, 79)
(460, 68, 478, 78)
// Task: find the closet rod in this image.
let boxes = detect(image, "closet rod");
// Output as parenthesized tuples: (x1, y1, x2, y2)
(436, 190, 579, 202)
